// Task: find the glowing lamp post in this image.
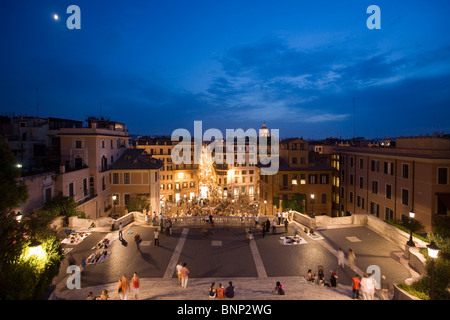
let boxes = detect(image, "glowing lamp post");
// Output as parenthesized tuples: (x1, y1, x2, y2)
(427, 241, 440, 300)
(26, 240, 45, 259)
(112, 194, 117, 217)
(310, 194, 315, 218)
(406, 211, 415, 247)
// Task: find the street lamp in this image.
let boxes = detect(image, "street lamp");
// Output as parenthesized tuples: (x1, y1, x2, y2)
(112, 194, 117, 217)
(26, 240, 46, 259)
(264, 200, 267, 215)
(407, 211, 415, 247)
(310, 194, 315, 217)
(427, 241, 440, 300)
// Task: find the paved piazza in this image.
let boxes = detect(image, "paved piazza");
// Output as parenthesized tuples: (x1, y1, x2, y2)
(52, 220, 414, 299)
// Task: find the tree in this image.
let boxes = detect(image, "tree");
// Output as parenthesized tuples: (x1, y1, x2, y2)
(0, 136, 62, 299)
(40, 194, 81, 227)
(126, 194, 150, 212)
(0, 136, 28, 212)
(281, 193, 306, 213)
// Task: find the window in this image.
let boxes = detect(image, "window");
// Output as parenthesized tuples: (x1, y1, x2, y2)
(124, 194, 131, 206)
(75, 157, 83, 169)
(370, 202, 380, 217)
(112, 173, 119, 184)
(124, 173, 130, 184)
(372, 181, 378, 194)
(83, 178, 88, 196)
(349, 192, 353, 203)
(300, 174, 306, 185)
(350, 157, 354, 167)
(386, 184, 392, 199)
(359, 158, 364, 169)
(283, 174, 288, 186)
(385, 207, 393, 220)
(437, 196, 448, 215)
(384, 162, 394, 175)
(309, 174, 317, 184)
(320, 174, 329, 184)
(321, 193, 327, 204)
(44, 187, 52, 203)
(68, 182, 74, 198)
(76, 140, 82, 148)
(371, 160, 379, 172)
(402, 189, 409, 206)
(438, 168, 448, 184)
(292, 174, 298, 185)
(359, 177, 364, 189)
(402, 164, 409, 179)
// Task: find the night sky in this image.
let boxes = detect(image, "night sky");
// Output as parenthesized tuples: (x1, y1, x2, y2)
(1, 0, 449, 139)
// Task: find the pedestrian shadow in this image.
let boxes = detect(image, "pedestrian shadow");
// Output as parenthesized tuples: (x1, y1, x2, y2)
(120, 238, 128, 247)
(139, 251, 156, 264)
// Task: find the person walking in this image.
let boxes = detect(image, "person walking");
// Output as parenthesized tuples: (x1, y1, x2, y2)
(180, 263, 190, 288)
(352, 274, 361, 299)
(337, 248, 345, 269)
(117, 274, 130, 300)
(348, 248, 356, 270)
(176, 261, 183, 286)
(360, 273, 377, 300)
(367, 274, 377, 300)
(118, 222, 123, 240)
(134, 234, 142, 252)
(132, 272, 140, 300)
(378, 275, 391, 300)
(247, 229, 252, 245)
(154, 228, 160, 246)
(165, 220, 172, 236)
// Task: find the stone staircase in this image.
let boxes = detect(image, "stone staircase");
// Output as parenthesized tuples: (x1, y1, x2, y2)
(51, 275, 356, 300)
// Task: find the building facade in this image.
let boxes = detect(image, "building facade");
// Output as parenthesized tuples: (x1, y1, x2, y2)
(135, 136, 199, 203)
(259, 138, 338, 216)
(333, 135, 450, 232)
(110, 148, 163, 216)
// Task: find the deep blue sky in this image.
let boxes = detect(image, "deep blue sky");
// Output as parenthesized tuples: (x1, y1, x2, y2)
(1, 0, 449, 139)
